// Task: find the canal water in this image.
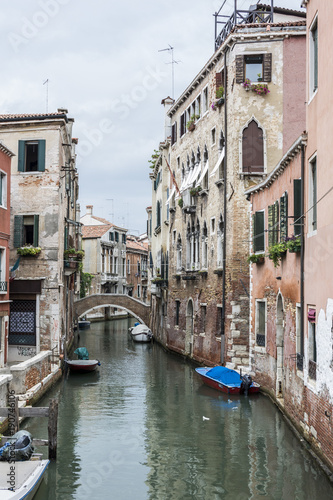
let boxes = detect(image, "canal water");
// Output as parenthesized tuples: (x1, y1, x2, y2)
(23, 318, 333, 499)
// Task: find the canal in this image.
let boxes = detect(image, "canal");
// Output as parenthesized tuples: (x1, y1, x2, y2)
(23, 318, 333, 499)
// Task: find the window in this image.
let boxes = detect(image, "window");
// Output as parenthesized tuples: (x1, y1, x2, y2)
(156, 200, 161, 228)
(235, 53, 272, 83)
(268, 201, 279, 247)
(211, 127, 216, 146)
(177, 156, 180, 171)
(137, 260, 140, 274)
(310, 16, 318, 95)
(137, 285, 141, 298)
(255, 300, 266, 347)
(18, 140, 46, 172)
(180, 112, 186, 137)
(280, 192, 288, 241)
(217, 216, 224, 268)
(211, 217, 215, 235)
(175, 300, 180, 326)
(114, 257, 118, 274)
(293, 179, 302, 236)
(202, 222, 208, 269)
(109, 232, 114, 241)
(216, 306, 222, 336)
(242, 120, 264, 173)
(9, 299, 36, 346)
(177, 235, 182, 272)
(171, 122, 177, 145)
(308, 307, 317, 380)
(216, 69, 224, 95)
(115, 231, 119, 242)
(309, 156, 317, 232)
(127, 259, 130, 274)
(0, 249, 6, 292)
(200, 305, 207, 332)
(0, 172, 7, 207)
(122, 234, 126, 244)
(202, 87, 208, 113)
(195, 95, 201, 118)
(14, 215, 39, 247)
(122, 258, 126, 277)
(296, 304, 303, 371)
(253, 211, 265, 252)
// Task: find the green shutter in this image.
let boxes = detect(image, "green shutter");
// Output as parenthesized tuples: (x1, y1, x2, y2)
(33, 215, 39, 247)
(294, 179, 302, 236)
(254, 211, 265, 252)
(37, 140, 46, 172)
(268, 205, 273, 247)
(18, 141, 25, 172)
(280, 192, 288, 242)
(274, 201, 279, 245)
(14, 215, 24, 247)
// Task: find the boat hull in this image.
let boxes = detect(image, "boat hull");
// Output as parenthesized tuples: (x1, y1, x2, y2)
(129, 324, 153, 343)
(65, 359, 100, 372)
(0, 459, 49, 500)
(195, 367, 260, 395)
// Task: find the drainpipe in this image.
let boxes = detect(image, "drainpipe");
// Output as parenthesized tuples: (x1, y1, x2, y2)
(300, 141, 305, 360)
(221, 48, 228, 365)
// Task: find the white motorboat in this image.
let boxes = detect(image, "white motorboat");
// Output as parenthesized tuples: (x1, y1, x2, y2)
(0, 459, 49, 500)
(129, 323, 153, 343)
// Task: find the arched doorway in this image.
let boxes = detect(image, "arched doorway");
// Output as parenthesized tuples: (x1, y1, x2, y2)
(185, 299, 194, 356)
(276, 293, 284, 398)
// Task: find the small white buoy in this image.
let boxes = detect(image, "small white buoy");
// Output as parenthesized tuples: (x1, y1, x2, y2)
(202, 416, 210, 421)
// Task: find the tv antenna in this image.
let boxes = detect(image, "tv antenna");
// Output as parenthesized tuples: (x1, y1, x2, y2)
(43, 79, 49, 113)
(158, 45, 180, 99)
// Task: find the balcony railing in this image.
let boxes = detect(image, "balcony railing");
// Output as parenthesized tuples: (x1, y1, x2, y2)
(101, 272, 119, 283)
(214, 2, 274, 51)
(0, 281, 7, 292)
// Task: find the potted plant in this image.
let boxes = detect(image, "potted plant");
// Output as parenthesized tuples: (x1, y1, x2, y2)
(186, 114, 200, 131)
(285, 235, 301, 253)
(190, 186, 202, 197)
(215, 85, 224, 106)
(242, 78, 252, 91)
(251, 83, 270, 95)
(17, 245, 41, 256)
(257, 73, 262, 82)
(247, 253, 265, 265)
(178, 198, 183, 208)
(267, 242, 287, 267)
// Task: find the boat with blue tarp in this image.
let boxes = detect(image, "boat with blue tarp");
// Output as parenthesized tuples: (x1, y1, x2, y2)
(195, 366, 260, 395)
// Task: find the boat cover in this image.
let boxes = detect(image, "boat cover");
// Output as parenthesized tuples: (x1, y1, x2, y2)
(206, 366, 242, 387)
(0, 430, 34, 461)
(74, 347, 89, 360)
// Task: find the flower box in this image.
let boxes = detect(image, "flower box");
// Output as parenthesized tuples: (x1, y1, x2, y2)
(17, 246, 41, 256)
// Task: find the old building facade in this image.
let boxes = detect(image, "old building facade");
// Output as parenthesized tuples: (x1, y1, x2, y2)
(151, 5, 306, 368)
(0, 143, 14, 368)
(81, 205, 127, 296)
(0, 110, 80, 362)
(126, 235, 148, 303)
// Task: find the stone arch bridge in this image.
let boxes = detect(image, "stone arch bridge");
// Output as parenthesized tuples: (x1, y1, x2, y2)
(74, 294, 151, 326)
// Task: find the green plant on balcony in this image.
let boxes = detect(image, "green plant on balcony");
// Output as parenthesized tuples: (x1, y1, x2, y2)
(216, 85, 224, 99)
(17, 246, 41, 256)
(267, 242, 287, 268)
(64, 249, 85, 260)
(190, 186, 202, 197)
(186, 114, 200, 131)
(285, 235, 301, 253)
(148, 149, 160, 170)
(247, 253, 265, 264)
(178, 198, 183, 208)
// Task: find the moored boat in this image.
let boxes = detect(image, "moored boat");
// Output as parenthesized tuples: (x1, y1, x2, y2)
(129, 323, 153, 343)
(65, 359, 101, 373)
(195, 366, 260, 395)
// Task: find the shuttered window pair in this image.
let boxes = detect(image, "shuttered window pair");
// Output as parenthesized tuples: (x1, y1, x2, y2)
(14, 215, 39, 248)
(236, 53, 272, 83)
(18, 140, 46, 172)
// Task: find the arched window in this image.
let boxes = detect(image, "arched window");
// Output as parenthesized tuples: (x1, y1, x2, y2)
(195, 219, 200, 270)
(202, 221, 208, 269)
(242, 119, 264, 173)
(217, 214, 224, 268)
(186, 222, 191, 270)
(156, 200, 161, 228)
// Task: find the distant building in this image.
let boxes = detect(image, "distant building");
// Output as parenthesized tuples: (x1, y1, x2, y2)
(81, 205, 127, 295)
(0, 110, 80, 362)
(126, 234, 148, 302)
(0, 143, 14, 368)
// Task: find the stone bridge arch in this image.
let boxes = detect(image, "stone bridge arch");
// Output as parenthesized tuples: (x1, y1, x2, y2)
(74, 294, 150, 326)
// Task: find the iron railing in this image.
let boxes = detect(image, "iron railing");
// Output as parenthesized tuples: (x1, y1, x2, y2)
(0, 281, 7, 292)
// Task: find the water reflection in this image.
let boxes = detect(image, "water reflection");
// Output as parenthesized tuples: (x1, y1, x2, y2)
(20, 319, 333, 499)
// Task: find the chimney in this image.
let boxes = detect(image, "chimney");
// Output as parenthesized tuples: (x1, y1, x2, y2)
(161, 96, 174, 140)
(86, 205, 93, 215)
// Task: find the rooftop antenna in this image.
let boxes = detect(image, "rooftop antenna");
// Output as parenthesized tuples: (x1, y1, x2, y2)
(158, 45, 180, 99)
(43, 79, 49, 113)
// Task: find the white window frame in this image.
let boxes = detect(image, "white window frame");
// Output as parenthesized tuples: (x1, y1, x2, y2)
(210, 217, 216, 235)
(309, 13, 318, 102)
(202, 86, 209, 114)
(0, 171, 7, 208)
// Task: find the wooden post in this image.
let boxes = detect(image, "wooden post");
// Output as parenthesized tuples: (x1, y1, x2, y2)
(48, 398, 58, 459)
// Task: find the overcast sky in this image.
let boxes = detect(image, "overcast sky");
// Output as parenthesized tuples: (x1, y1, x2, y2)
(0, 0, 305, 234)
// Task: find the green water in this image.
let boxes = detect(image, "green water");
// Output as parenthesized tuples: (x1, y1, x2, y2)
(23, 319, 333, 499)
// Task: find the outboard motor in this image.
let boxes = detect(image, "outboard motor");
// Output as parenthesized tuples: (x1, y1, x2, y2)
(240, 374, 253, 396)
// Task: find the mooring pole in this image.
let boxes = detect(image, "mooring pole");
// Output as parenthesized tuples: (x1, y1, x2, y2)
(14, 396, 19, 434)
(48, 398, 58, 459)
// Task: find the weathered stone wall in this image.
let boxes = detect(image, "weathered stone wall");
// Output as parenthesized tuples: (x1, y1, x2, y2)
(9, 350, 51, 394)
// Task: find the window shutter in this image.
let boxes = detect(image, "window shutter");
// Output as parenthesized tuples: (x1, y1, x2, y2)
(14, 215, 24, 247)
(263, 53, 272, 82)
(254, 211, 265, 252)
(64, 225, 68, 250)
(293, 179, 301, 236)
(37, 140, 46, 172)
(33, 215, 39, 247)
(235, 55, 245, 83)
(273, 200, 279, 244)
(268, 205, 273, 247)
(18, 141, 25, 172)
(280, 192, 288, 242)
(313, 26, 318, 91)
(216, 70, 222, 89)
(180, 114, 185, 136)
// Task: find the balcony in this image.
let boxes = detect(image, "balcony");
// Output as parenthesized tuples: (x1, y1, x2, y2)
(141, 270, 148, 281)
(101, 272, 119, 284)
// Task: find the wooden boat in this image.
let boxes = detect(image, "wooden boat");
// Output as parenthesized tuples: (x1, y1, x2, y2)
(65, 359, 101, 373)
(0, 458, 49, 500)
(78, 319, 91, 329)
(195, 366, 260, 395)
(129, 324, 153, 343)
